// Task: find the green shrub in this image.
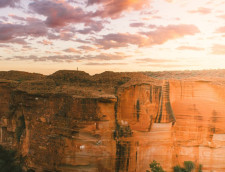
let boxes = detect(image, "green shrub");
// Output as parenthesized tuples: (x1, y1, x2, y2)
(146, 160, 165, 172)
(174, 165, 187, 172)
(198, 164, 202, 172)
(184, 161, 195, 172)
(0, 145, 23, 172)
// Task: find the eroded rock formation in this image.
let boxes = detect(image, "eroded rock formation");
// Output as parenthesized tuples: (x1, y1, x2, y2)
(1, 70, 225, 171)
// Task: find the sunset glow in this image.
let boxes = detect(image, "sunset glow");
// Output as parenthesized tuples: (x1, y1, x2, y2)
(1, 0, 225, 74)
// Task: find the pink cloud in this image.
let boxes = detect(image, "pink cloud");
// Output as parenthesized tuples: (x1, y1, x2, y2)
(9, 14, 41, 23)
(129, 22, 145, 27)
(216, 26, 225, 33)
(189, 7, 211, 14)
(77, 21, 105, 34)
(29, 0, 93, 28)
(0, 0, 20, 8)
(8, 14, 25, 21)
(96, 24, 199, 49)
(0, 22, 47, 43)
(95, 33, 148, 49)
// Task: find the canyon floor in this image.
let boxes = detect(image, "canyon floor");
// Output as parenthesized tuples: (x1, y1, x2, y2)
(1, 70, 225, 172)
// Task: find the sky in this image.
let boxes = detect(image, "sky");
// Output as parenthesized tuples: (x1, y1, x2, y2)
(0, 0, 225, 75)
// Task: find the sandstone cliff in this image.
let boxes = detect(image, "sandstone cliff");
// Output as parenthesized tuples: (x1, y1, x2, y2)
(1, 70, 225, 171)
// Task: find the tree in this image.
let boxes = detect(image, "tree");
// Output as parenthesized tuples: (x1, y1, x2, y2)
(146, 160, 165, 172)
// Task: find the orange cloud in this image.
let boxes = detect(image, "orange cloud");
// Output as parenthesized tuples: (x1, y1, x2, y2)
(217, 14, 225, 20)
(89, 0, 150, 18)
(63, 48, 80, 53)
(211, 44, 225, 55)
(176, 46, 204, 51)
(216, 26, 225, 33)
(39, 39, 53, 45)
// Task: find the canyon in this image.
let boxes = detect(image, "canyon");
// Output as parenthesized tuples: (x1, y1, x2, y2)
(1, 70, 225, 171)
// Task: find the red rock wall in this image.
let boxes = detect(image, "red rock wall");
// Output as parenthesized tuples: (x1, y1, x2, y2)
(1, 81, 225, 171)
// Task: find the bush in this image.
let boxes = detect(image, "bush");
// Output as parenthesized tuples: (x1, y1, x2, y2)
(198, 164, 202, 172)
(174, 165, 187, 172)
(184, 161, 195, 172)
(0, 145, 23, 172)
(146, 160, 165, 172)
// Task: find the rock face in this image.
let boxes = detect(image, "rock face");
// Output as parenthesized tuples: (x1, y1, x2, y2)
(1, 70, 225, 171)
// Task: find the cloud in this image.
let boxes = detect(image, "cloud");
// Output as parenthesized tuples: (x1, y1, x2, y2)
(0, 22, 47, 43)
(143, 64, 196, 68)
(95, 33, 149, 49)
(88, 0, 150, 18)
(215, 26, 225, 33)
(217, 14, 225, 20)
(8, 14, 25, 21)
(29, 0, 93, 28)
(129, 22, 145, 27)
(0, 19, 77, 43)
(9, 14, 41, 23)
(95, 24, 199, 49)
(176, 46, 204, 51)
(85, 62, 127, 65)
(211, 44, 225, 55)
(164, 0, 173, 2)
(137, 58, 176, 63)
(0, 16, 8, 22)
(63, 48, 80, 53)
(6, 52, 128, 62)
(143, 24, 200, 44)
(189, 7, 211, 14)
(0, 44, 11, 48)
(78, 46, 96, 51)
(84, 52, 129, 60)
(38, 39, 53, 45)
(77, 21, 105, 34)
(0, 0, 20, 8)
(6, 55, 82, 62)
